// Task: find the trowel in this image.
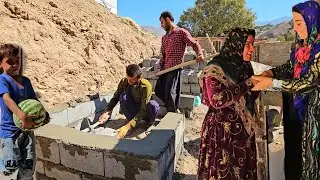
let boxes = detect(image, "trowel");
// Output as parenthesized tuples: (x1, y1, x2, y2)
(80, 116, 116, 136)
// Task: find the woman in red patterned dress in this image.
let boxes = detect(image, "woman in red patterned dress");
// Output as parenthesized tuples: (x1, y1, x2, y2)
(197, 28, 259, 180)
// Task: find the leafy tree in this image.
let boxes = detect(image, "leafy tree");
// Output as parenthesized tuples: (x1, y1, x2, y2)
(285, 30, 296, 42)
(178, 0, 256, 36)
(277, 35, 286, 42)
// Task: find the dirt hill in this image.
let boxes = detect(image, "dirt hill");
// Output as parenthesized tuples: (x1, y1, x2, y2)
(0, 0, 160, 108)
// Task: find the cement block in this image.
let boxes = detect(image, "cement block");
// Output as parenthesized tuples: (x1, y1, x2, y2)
(174, 119, 185, 167)
(59, 143, 104, 176)
(143, 59, 151, 67)
(181, 84, 191, 94)
(199, 61, 207, 70)
(36, 159, 45, 174)
(104, 153, 158, 180)
(191, 84, 201, 94)
(179, 94, 195, 109)
(67, 101, 94, 124)
(181, 74, 189, 84)
(43, 161, 82, 180)
(35, 136, 60, 164)
(188, 74, 198, 84)
(49, 109, 68, 127)
(104, 155, 126, 179)
(184, 54, 195, 61)
(150, 58, 159, 68)
(142, 67, 154, 79)
(190, 63, 199, 72)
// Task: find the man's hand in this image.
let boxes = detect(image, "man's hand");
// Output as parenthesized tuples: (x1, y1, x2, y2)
(98, 111, 110, 124)
(116, 123, 132, 139)
(251, 76, 273, 91)
(20, 113, 36, 129)
(196, 54, 204, 62)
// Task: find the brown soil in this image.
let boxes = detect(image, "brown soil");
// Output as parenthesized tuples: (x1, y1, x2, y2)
(0, 0, 160, 109)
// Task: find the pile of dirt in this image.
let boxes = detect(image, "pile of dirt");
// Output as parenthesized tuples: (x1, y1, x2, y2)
(0, 0, 160, 108)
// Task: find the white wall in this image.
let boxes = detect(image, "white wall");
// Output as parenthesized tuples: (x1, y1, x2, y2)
(96, 0, 117, 14)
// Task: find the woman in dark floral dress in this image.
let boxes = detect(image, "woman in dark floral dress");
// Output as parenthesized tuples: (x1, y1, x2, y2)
(197, 28, 259, 180)
(253, 1, 320, 179)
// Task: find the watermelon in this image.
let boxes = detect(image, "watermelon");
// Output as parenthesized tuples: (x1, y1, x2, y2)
(13, 99, 50, 131)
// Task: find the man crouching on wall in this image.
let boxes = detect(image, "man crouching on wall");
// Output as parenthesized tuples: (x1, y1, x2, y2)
(98, 64, 160, 139)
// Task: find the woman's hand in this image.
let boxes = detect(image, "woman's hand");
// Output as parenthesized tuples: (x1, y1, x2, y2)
(260, 70, 273, 78)
(251, 75, 273, 91)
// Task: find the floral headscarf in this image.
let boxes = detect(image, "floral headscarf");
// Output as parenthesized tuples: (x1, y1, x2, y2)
(291, 1, 320, 79)
(290, 1, 320, 122)
(206, 28, 257, 115)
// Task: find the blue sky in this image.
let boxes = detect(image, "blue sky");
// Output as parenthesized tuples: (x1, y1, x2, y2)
(118, 0, 303, 26)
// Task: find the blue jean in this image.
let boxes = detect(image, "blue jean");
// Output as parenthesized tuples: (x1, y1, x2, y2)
(0, 131, 36, 180)
(119, 92, 159, 124)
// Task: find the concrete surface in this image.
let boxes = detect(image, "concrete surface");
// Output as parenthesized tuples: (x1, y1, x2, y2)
(269, 127, 285, 180)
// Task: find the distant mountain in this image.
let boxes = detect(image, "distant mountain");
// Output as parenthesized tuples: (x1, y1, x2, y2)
(141, 26, 165, 37)
(256, 16, 291, 26)
(256, 21, 292, 39)
(142, 16, 293, 39)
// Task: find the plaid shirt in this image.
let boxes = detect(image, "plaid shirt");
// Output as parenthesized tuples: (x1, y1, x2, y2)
(160, 27, 202, 70)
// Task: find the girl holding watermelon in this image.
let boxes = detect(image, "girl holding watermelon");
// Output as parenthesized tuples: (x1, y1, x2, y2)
(0, 43, 46, 179)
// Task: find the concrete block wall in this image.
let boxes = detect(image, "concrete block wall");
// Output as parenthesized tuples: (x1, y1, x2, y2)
(141, 56, 205, 97)
(34, 112, 184, 180)
(254, 42, 292, 66)
(255, 94, 269, 180)
(48, 93, 118, 128)
(251, 42, 289, 180)
(180, 69, 203, 96)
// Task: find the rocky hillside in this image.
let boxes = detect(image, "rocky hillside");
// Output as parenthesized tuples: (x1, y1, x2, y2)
(142, 26, 165, 37)
(256, 21, 292, 39)
(0, 0, 160, 108)
(256, 16, 291, 26)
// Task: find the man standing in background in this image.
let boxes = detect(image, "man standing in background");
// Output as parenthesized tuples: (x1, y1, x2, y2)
(155, 11, 203, 113)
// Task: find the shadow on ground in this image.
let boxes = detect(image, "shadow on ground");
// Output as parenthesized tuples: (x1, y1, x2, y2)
(184, 138, 201, 158)
(173, 173, 197, 180)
